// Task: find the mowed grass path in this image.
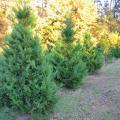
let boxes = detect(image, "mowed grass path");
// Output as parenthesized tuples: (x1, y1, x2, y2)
(0, 59, 120, 120)
(51, 59, 120, 120)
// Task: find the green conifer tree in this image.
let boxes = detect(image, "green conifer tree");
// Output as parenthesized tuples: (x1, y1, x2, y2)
(52, 18, 87, 88)
(0, 1, 57, 116)
(82, 32, 105, 73)
(111, 45, 120, 58)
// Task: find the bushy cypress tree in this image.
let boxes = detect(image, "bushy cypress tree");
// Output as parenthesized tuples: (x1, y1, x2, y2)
(0, 2, 57, 116)
(52, 18, 87, 88)
(82, 32, 105, 73)
(111, 45, 120, 58)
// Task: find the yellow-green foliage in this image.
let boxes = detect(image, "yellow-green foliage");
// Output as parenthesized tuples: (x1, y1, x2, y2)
(38, 17, 63, 50)
(0, 3, 8, 49)
(105, 16, 120, 34)
(99, 30, 120, 55)
(0, 0, 120, 55)
(0, 0, 10, 55)
(82, 32, 104, 73)
(37, 0, 98, 49)
(89, 16, 120, 55)
(35, 0, 120, 59)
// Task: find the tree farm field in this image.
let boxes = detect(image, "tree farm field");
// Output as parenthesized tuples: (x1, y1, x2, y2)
(50, 59, 120, 120)
(0, 0, 120, 120)
(0, 59, 120, 120)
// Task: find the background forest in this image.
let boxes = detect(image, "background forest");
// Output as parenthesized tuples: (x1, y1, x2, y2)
(0, 0, 120, 57)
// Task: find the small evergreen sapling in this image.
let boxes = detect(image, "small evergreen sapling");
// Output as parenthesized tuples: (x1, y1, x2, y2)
(0, 3, 57, 116)
(52, 18, 87, 88)
(111, 45, 120, 58)
(82, 32, 105, 73)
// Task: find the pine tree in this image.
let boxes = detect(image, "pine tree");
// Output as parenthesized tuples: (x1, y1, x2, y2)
(82, 32, 104, 73)
(52, 18, 87, 88)
(0, 1, 57, 115)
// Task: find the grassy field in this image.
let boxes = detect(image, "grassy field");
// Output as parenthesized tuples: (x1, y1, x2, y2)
(51, 59, 120, 120)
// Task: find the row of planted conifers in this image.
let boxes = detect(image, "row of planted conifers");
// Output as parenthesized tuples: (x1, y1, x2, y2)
(0, 3, 119, 120)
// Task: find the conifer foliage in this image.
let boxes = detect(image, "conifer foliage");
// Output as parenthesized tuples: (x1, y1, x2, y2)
(0, 2, 57, 115)
(111, 45, 120, 58)
(82, 32, 105, 73)
(52, 18, 87, 88)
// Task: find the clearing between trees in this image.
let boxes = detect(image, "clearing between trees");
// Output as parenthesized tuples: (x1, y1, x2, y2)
(50, 59, 120, 120)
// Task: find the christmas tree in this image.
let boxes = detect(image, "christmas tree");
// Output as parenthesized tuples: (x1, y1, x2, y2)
(0, 1, 57, 116)
(52, 18, 87, 88)
(82, 32, 104, 73)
